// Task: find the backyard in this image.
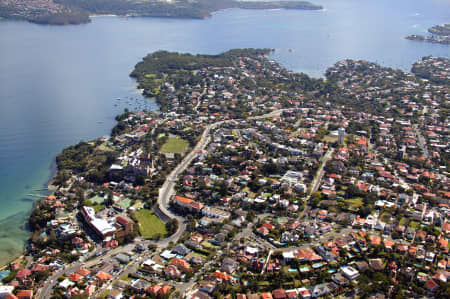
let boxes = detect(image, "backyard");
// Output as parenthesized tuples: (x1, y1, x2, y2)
(343, 197, 363, 211)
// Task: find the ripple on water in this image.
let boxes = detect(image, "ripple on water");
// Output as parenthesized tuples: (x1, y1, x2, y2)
(0, 212, 30, 265)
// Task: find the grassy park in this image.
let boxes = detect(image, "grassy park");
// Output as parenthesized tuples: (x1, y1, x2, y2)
(134, 209, 166, 239)
(159, 137, 189, 154)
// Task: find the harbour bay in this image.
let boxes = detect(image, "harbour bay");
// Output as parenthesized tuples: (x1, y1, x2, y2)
(0, 0, 449, 265)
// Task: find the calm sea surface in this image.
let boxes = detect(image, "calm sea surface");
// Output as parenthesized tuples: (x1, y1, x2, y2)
(0, 0, 449, 265)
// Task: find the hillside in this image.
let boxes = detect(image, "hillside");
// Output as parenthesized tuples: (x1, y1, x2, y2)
(0, 0, 323, 25)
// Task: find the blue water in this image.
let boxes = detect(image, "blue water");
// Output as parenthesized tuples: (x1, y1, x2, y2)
(0, 0, 449, 265)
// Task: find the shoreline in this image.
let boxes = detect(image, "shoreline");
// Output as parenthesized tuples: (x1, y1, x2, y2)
(46, 158, 59, 190)
(1, 0, 323, 26)
(90, 14, 119, 18)
(0, 212, 30, 268)
(0, 168, 55, 268)
(0, 255, 24, 271)
(0, 93, 158, 268)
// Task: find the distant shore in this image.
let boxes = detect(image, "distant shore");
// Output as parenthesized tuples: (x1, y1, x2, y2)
(405, 34, 450, 45)
(90, 14, 119, 18)
(405, 23, 450, 45)
(0, 0, 323, 26)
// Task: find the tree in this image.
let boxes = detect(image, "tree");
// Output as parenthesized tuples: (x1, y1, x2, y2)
(75, 188, 85, 202)
(262, 162, 279, 175)
(246, 210, 256, 222)
(166, 219, 178, 236)
(104, 191, 114, 207)
(71, 294, 88, 299)
(135, 175, 145, 186)
(310, 191, 322, 208)
(34, 270, 50, 282)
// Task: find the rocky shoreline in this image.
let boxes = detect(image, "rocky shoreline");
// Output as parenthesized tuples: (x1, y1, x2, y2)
(406, 23, 450, 45)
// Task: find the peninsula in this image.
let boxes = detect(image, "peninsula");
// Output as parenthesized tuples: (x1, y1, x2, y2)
(0, 0, 323, 25)
(406, 23, 450, 45)
(1, 50, 449, 298)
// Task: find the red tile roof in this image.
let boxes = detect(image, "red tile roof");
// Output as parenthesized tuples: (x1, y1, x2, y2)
(69, 273, 83, 282)
(171, 258, 191, 271)
(261, 293, 273, 299)
(15, 269, 31, 279)
(159, 285, 172, 295)
(76, 268, 91, 277)
(272, 289, 286, 299)
(176, 195, 193, 204)
(96, 272, 112, 281)
(16, 290, 33, 299)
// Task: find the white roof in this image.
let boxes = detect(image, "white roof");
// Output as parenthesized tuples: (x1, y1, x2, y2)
(283, 251, 296, 259)
(143, 259, 155, 266)
(0, 285, 14, 295)
(90, 218, 115, 235)
(342, 266, 359, 276)
(152, 264, 164, 271)
(161, 250, 177, 260)
(375, 200, 385, 207)
(59, 279, 75, 289)
(110, 164, 124, 170)
(245, 246, 259, 255)
(82, 206, 96, 219)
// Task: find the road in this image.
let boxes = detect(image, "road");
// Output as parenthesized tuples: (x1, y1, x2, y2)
(155, 108, 287, 246)
(38, 243, 136, 299)
(312, 148, 334, 195)
(155, 120, 220, 247)
(193, 88, 206, 113)
(261, 250, 273, 274)
(38, 109, 287, 298)
(413, 124, 429, 159)
(297, 147, 333, 220)
(305, 148, 334, 203)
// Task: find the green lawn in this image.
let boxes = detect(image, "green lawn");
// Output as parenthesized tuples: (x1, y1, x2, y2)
(93, 204, 105, 213)
(257, 281, 270, 287)
(89, 195, 105, 204)
(323, 134, 338, 143)
(118, 274, 133, 282)
(98, 290, 110, 299)
(344, 197, 363, 210)
(380, 212, 391, 223)
(134, 209, 167, 239)
(399, 217, 408, 226)
(97, 141, 114, 152)
(410, 221, 419, 229)
(193, 251, 208, 259)
(159, 137, 189, 154)
(201, 240, 218, 249)
(117, 197, 132, 209)
(131, 200, 145, 210)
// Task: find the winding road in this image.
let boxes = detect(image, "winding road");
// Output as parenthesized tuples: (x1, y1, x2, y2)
(155, 108, 287, 242)
(38, 109, 287, 298)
